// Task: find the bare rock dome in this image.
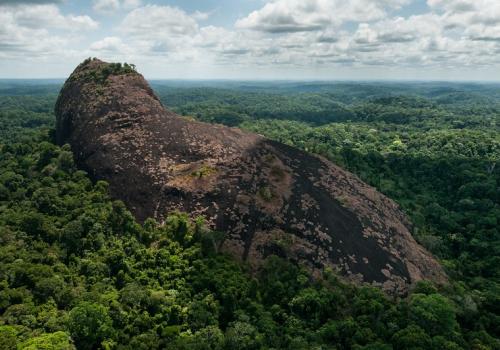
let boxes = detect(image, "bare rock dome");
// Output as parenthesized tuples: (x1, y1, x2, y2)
(55, 58, 446, 294)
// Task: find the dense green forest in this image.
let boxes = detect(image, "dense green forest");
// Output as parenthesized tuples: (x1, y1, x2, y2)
(0, 81, 498, 349)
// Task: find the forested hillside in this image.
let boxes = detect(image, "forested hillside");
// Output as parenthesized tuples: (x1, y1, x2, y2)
(0, 81, 498, 349)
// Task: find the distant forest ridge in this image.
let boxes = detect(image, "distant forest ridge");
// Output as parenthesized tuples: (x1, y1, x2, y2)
(1, 79, 500, 99)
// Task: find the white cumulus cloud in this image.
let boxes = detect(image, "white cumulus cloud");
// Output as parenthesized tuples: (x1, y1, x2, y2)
(93, 0, 142, 14)
(121, 5, 198, 37)
(235, 0, 412, 33)
(1, 0, 500, 79)
(0, 4, 98, 59)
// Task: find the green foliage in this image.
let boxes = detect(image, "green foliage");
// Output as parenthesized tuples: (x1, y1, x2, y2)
(225, 321, 262, 350)
(0, 81, 499, 349)
(391, 325, 432, 350)
(191, 165, 217, 178)
(257, 186, 273, 201)
(18, 331, 75, 350)
(70, 59, 138, 85)
(156, 82, 499, 129)
(0, 325, 18, 349)
(408, 294, 458, 336)
(68, 302, 114, 349)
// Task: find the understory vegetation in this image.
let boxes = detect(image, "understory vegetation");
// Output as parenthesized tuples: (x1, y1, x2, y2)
(0, 81, 498, 349)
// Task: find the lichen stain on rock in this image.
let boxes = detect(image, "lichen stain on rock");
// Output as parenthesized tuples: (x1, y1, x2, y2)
(55, 58, 447, 294)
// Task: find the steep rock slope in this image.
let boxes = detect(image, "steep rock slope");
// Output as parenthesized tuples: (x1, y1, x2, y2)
(55, 59, 446, 294)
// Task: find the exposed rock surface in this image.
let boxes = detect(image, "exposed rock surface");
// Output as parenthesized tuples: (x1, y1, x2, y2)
(55, 59, 446, 294)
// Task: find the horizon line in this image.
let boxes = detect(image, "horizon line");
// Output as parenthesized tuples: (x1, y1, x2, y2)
(1, 78, 500, 84)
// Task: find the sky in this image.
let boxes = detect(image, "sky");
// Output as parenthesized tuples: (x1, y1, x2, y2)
(0, 0, 500, 80)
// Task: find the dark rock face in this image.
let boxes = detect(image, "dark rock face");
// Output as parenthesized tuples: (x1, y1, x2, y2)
(55, 59, 446, 294)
